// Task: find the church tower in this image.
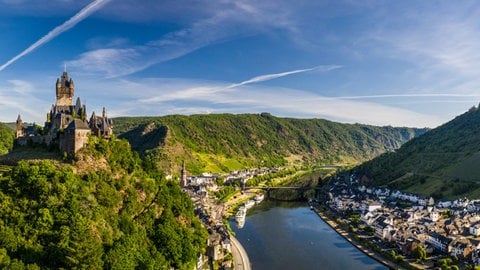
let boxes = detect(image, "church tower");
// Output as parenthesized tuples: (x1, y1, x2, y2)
(181, 160, 187, 187)
(56, 69, 74, 106)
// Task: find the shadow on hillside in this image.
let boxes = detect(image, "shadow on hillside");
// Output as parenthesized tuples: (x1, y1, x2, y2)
(118, 123, 168, 154)
(0, 147, 61, 165)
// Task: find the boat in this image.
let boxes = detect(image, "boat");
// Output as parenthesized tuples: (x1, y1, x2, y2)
(235, 208, 246, 228)
(254, 193, 265, 203)
(245, 199, 255, 209)
(235, 207, 246, 218)
(236, 216, 245, 228)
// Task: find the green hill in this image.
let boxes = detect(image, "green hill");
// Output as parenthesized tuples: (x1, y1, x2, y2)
(356, 106, 480, 199)
(0, 123, 14, 155)
(0, 137, 207, 269)
(113, 113, 427, 175)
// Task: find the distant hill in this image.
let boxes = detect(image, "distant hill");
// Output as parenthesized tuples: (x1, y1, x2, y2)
(356, 106, 480, 199)
(113, 113, 428, 175)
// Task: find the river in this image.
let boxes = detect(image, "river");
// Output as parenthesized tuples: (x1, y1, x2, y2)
(230, 201, 387, 270)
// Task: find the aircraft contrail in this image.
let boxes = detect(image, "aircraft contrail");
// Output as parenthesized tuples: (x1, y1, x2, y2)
(226, 65, 342, 89)
(0, 0, 111, 72)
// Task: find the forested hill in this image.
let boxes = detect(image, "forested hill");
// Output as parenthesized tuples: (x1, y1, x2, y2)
(0, 123, 14, 155)
(356, 106, 480, 199)
(113, 113, 428, 175)
(0, 137, 207, 269)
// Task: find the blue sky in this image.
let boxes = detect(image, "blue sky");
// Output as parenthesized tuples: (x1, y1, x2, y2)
(1, 0, 480, 127)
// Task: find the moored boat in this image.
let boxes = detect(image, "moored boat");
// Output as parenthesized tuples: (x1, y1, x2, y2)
(235, 208, 246, 228)
(254, 193, 264, 203)
(245, 199, 255, 209)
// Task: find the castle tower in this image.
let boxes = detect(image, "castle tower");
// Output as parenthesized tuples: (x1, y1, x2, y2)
(181, 160, 187, 187)
(56, 71, 74, 106)
(15, 114, 24, 138)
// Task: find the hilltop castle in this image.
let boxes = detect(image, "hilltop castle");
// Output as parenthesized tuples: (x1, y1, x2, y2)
(15, 70, 113, 155)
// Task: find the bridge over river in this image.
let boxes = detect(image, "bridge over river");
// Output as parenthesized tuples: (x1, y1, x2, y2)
(241, 165, 339, 199)
(242, 185, 322, 200)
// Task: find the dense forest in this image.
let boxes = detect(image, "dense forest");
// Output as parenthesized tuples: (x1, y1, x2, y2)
(0, 137, 207, 269)
(114, 113, 428, 175)
(0, 123, 14, 155)
(356, 106, 480, 199)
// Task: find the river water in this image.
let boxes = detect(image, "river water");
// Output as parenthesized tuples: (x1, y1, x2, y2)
(230, 201, 387, 270)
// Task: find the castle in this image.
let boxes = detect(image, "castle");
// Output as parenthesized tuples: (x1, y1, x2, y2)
(15, 70, 113, 155)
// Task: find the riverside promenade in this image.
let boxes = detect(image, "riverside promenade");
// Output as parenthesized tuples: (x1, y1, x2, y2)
(312, 207, 405, 270)
(231, 235, 251, 270)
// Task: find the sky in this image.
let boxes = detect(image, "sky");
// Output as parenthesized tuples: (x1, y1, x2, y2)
(1, 1, 480, 128)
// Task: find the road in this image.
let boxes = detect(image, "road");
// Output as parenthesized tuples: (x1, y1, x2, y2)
(231, 236, 251, 270)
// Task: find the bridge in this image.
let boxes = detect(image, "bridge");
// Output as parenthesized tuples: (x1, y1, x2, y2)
(242, 185, 322, 199)
(243, 186, 316, 190)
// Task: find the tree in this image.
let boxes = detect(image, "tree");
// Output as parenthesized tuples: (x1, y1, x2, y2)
(414, 245, 427, 262)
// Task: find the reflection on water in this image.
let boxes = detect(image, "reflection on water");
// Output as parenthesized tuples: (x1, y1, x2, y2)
(231, 201, 387, 270)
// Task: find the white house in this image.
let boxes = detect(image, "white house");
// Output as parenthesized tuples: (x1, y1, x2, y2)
(470, 224, 480, 237)
(430, 211, 440, 222)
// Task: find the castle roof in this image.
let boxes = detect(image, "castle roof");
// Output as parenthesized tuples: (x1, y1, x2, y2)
(66, 119, 90, 130)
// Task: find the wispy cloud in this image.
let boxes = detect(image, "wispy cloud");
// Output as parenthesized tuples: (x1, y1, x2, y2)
(0, 0, 111, 72)
(0, 80, 49, 121)
(137, 65, 342, 104)
(226, 65, 342, 89)
(369, 2, 480, 78)
(335, 93, 480, 100)
(67, 1, 299, 78)
(109, 77, 444, 127)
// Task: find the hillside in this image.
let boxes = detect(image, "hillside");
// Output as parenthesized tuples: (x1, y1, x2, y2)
(356, 106, 480, 199)
(0, 123, 14, 155)
(0, 136, 207, 269)
(113, 113, 428, 175)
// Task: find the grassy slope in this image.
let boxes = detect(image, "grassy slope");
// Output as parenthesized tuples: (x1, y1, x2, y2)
(356, 107, 480, 199)
(113, 113, 427, 175)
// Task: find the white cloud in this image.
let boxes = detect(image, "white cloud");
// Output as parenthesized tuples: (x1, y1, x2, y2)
(66, 0, 300, 78)
(336, 93, 480, 100)
(0, 80, 49, 122)
(369, 2, 480, 78)
(108, 77, 443, 128)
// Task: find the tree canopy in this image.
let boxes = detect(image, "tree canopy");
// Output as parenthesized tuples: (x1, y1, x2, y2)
(0, 137, 207, 269)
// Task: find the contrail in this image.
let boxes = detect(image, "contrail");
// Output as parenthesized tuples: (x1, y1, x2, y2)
(226, 65, 342, 89)
(336, 93, 480, 99)
(0, 0, 111, 72)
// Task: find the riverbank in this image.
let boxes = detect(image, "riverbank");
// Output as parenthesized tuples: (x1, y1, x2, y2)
(224, 193, 258, 270)
(230, 236, 251, 270)
(312, 206, 411, 270)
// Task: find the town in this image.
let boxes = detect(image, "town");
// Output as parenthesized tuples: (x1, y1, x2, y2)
(179, 166, 274, 269)
(324, 172, 480, 268)
(176, 161, 480, 269)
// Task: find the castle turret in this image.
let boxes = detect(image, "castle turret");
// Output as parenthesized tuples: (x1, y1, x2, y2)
(16, 114, 24, 138)
(56, 71, 74, 106)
